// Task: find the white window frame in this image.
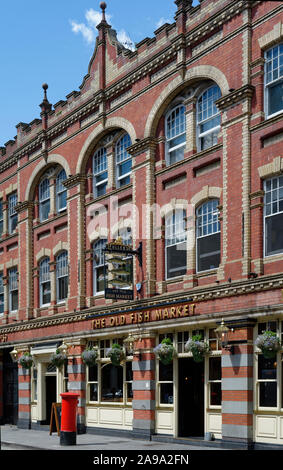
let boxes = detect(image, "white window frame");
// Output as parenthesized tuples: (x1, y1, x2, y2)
(63, 363, 69, 393)
(264, 43, 283, 119)
(56, 169, 67, 213)
(196, 199, 221, 273)
(8, 267, 18, 313)
(125, 361, 133, 404)
(207, 355, 222, 409)
(165, 104, 186, 166)
(56, 251, 68, 303)
(165, 209, 187, 280)
(93, 147, 108, 197)
(39, 257, 51, 307)
(0, 272, 4, 315)
(264, 175, 283, 257)
(93, 238, 107, 296)
(8, 193, 18, 234)
(39, 178, 50, 222)
(255, 321, 282, 411)
(116, 134, 132, 188)
(86, 339, 132, 405)
(197, 85, 221, 152)
(31, 366, 38, 402)
(0, 200, 3, 237)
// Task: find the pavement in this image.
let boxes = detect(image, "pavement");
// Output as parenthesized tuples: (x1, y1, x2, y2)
(0, 424, 228, 451)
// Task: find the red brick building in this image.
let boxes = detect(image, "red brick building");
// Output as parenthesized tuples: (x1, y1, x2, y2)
(0, 0, 283, 449)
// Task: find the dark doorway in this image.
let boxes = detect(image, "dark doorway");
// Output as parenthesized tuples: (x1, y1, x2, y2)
(45, 376, 56, 425)
(3, 348, 18, 425)
(178, 358, 204, 438)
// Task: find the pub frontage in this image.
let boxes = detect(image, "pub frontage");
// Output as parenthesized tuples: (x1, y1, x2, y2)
(2, 281, 283, 448)
(1, 0, 283, 451)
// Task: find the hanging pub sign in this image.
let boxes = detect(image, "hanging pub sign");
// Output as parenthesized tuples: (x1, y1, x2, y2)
(103, 238, 142, 301)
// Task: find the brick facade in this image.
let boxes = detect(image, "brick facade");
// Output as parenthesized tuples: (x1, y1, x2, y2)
(0, 0, 283, 449)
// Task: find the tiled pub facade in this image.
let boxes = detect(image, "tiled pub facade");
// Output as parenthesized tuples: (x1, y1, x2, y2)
(0, 0, 283, 448)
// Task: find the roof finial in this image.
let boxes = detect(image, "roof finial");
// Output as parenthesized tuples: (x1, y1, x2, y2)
(42, 83, 49, 102)
(40, 83, 52, 124)
(100, 2, 107, 22)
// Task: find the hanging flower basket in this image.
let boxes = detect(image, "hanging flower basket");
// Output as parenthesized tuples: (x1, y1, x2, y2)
(106, 344, 126, 366)
(82, 347, 98, 367)
(154, 338, 176, 365)
(255, 330, 281, 359)
(50, 349, 67, 369)
(18, 352, 34, 370)
(185, 335, 210, 362)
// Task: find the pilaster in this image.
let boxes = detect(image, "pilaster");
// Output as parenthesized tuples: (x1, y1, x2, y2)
(17, 347, 32, 429)
(66, 339, 87, 434)
(132, 331, 156, 439)
(221, 319, 255, 448)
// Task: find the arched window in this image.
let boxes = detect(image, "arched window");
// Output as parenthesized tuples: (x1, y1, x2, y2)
(39, 257, 51, 307)
(56, 251, 68, 303)
(93, 147, 108, 197)
(165, 104, 186, 166)
(8, 267, 18, 312)
(93, 238, 107, 295)
(264, 43, 283, 118)
(39, 178, 50, 222)
(56, 169, 67, 213)
(8, 193, 18, 234)
(0, 272, 4, 315)
(264, 175, 283, 256)
(165, 209, 187, 279)
(196, 199, 220, 272)
(197, 85, 221, 151)
(116, 133, 132, 187)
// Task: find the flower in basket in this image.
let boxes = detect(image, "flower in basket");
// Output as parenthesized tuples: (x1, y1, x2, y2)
(50, 349, 67, 368)
(106, 343, 126, 366)
(255, 330, 281, 359)
(185, 335, 210, 362)
(82, 347, 98, 367)
(18, 352, 34, 370)
(154, 338, 176, 365)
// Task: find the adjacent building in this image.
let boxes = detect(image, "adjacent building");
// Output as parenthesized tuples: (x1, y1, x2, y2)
(0, 0, 283, 449)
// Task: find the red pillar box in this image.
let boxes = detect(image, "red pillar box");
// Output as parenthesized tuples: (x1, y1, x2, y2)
(60, 392, 80, 446)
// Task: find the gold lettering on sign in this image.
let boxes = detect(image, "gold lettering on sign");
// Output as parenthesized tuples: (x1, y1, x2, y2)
(91, 303, 197, 330)
(0, 334, 8, 343)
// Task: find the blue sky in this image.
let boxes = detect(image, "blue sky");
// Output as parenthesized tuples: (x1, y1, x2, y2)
(0, 0, 199, 147)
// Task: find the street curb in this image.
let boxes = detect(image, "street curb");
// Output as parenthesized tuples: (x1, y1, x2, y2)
(1, 441, 44, 451)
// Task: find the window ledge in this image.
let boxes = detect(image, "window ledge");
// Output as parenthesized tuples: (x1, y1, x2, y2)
(165, 276, 184, 284)
(196, 269, 218, 278)
(85, 183, 132, 206)
(33, 212, 68, 229)
(263, 253, 283, 263)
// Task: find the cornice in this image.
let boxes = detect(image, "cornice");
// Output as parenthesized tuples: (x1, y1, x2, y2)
(216, 84, 255, 111)
(15, 201, 34, 213)
(63, 174, 87, 189)
(1, 272, 283, 336)
(127, 137, 158, 156)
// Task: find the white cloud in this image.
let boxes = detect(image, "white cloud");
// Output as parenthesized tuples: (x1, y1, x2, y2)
(70, 20, 95, 45)
(117, 30, 135, 52)
(85, 8, 112, 28)
(70, 9, 135, 51)
(156, 17, 170, 29)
